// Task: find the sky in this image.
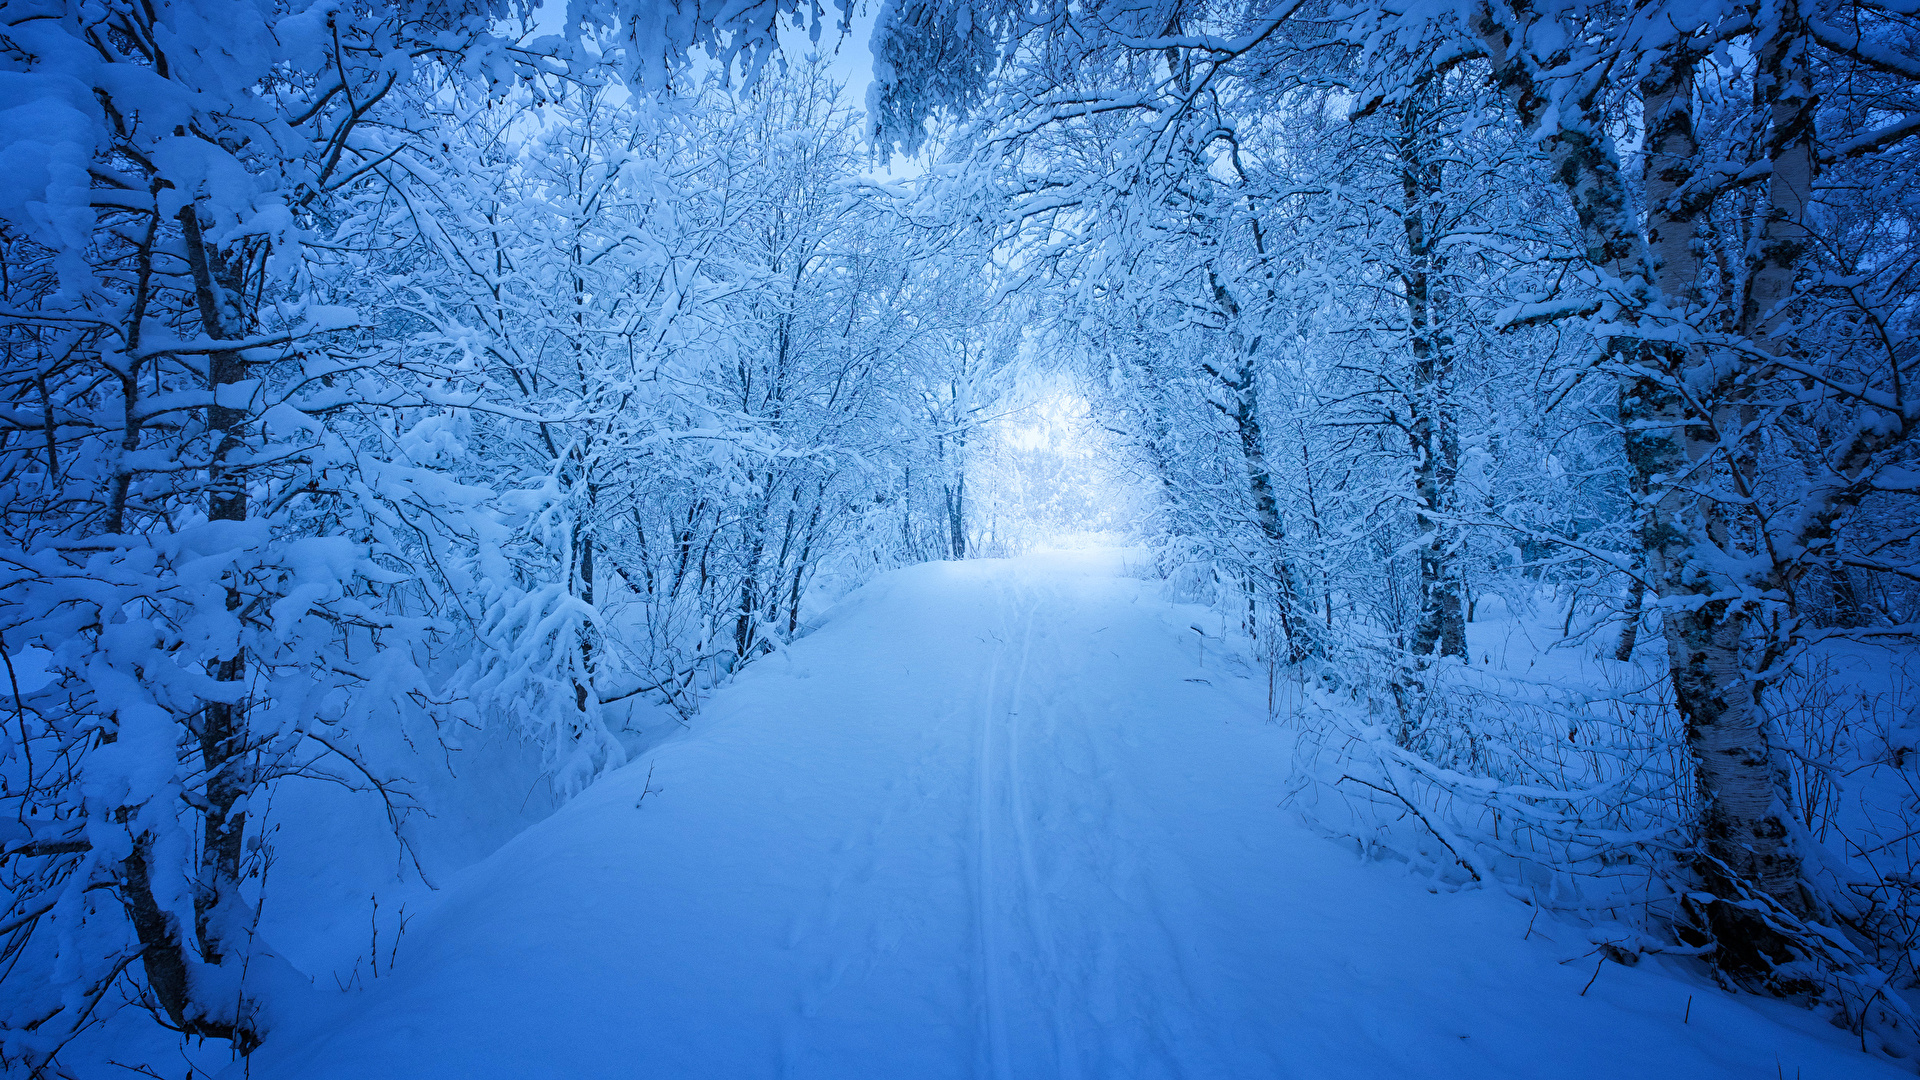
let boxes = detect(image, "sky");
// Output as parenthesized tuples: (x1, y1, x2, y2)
(781, 1, 933, 181)
(518, 0, 923, 178)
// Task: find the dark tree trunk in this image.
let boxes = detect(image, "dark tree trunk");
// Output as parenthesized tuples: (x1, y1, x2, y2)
(946, 476, 967, 560)
(1614, 584, 1645, 662)
(1469, 12, 1816, 968)
(114, 206, 263, 1050)
(1397, 88, 1468, 664)
(1204, 272, 1312, 664)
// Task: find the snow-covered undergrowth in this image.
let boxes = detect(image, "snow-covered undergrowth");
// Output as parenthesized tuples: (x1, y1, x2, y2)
(1276, 596, 1920, 1059)
(33, 602, 759, 1075)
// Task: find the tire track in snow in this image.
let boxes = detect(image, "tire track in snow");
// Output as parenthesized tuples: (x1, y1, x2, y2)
(973, 573, 1058, 1080)
(1000, 576, 1095, 1080)
(970, 580, 1010, 1080)
(1000, 582, 1053, 1076)
(1001, 570, 1197, 1080)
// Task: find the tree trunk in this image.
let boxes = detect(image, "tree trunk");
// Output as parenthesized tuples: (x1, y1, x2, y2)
(182, 207, 252, 962)
(736, 478, 772, 659)
(575, 528, 596, 713)
(1637, 36, 1811, 948)
(1469, 9, 1814, 965)
(1206, 273, 1312, 663)
(788, 493, 825, 635)
(946, 473, 967, 559)
(1614, 584, 1644, 662)
(1399, 90, 1468, 663)
(114, 206, 263, 1049)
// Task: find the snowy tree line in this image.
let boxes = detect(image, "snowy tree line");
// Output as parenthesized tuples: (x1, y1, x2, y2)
(3, 0, 1920, 1069)
(0, 0, 1022, 1063)
(869, 0, 1920, 1051)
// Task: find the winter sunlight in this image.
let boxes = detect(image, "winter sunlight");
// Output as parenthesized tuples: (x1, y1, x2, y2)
(2, 2, 1917, 1078)
(970, 387, 1151, 552)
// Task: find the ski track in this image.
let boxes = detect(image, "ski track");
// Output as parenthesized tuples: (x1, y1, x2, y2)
(248, 551, 1906, 1080)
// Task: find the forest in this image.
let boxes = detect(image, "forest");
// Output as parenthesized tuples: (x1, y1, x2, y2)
(2, 0, 1919, 1076)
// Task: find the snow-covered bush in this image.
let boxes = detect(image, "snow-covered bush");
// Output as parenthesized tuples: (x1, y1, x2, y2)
(0, 1, 992, 1067)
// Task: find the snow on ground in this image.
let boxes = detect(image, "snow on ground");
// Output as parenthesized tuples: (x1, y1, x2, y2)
(245, 550, 1900, 1079)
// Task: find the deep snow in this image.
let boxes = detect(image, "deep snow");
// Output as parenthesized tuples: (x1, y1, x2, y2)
(246, 550, 1901, 1079)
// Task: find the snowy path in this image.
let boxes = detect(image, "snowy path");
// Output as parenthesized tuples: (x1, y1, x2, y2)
(254, 551, 1896, 1080)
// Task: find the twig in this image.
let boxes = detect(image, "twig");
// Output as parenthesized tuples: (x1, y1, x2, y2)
(1337, 774, 1482, 882)
(634, 762, 663, 808)
(1580, 953, 1604, 996)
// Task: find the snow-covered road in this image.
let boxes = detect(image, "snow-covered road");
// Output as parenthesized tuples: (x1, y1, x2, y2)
(253, 551, 1896, 1079)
